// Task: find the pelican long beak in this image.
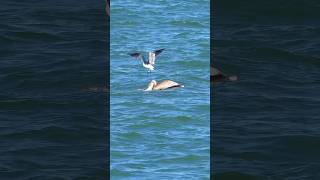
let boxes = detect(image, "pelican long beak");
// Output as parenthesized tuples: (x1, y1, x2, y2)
(144, 85, 153, 91)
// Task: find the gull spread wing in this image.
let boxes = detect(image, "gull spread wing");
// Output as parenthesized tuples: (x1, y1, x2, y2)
(148, 49, 164, 65)
(129, 52, 148, 64)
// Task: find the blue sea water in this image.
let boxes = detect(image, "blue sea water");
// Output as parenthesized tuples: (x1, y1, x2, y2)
(212, 0, 320, 179)
(0, 0, 109, 179)
(110, 0, 210, 179)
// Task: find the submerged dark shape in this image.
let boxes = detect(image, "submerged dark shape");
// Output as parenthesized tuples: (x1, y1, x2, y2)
(211, 66, 238, 82)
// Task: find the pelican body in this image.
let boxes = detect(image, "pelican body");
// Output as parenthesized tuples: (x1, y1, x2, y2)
(144, 80, 183, 91)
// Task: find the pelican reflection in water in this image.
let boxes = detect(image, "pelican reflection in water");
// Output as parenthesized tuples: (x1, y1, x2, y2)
(211, 66, 238, 82)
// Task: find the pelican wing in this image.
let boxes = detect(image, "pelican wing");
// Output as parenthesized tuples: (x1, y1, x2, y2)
(148, 49, 164, 65)
(153, 80, 181, 90)
(129, 52, 148, 64)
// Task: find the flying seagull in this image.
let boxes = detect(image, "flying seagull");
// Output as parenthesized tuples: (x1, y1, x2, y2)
(129, 49, 165, 71)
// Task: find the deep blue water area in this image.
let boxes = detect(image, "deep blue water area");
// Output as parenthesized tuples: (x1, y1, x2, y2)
(212, 0, 320, 179)
(0, 1, 109, 179)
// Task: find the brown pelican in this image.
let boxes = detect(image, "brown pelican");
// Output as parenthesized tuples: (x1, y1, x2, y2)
(144, 80, 183, 91)
(211, 66, 238, 82)
(129, 49, 164, 71)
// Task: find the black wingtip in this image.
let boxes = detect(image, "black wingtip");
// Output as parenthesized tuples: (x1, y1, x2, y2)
(129, 52, 141, 58)
(154, 48, 165, 56)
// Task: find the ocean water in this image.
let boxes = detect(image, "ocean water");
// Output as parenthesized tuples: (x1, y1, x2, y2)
(110, 0, 210, 179)
(212, 0, 320, 179)
(0, 0, 109, 179)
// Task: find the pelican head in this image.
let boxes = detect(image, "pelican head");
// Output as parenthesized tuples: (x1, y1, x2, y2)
(144, 80, 157, 91)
